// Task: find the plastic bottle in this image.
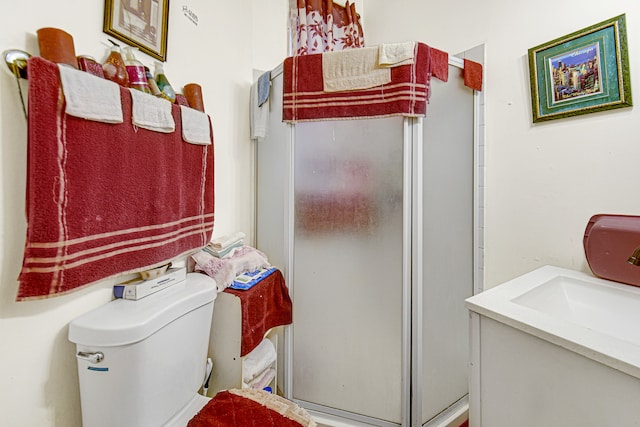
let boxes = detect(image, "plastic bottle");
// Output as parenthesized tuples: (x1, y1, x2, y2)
(144, 66, 162, 97)
(123, 47, 150, 93)
(102, 45, 129, 87)
(153, 61, 176, 103)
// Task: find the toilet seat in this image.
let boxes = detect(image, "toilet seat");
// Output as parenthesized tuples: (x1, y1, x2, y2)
(163, 394, 210, 427)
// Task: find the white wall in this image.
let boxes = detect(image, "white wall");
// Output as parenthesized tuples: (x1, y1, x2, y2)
(4, 0, 640, 425)
(0, 1, 287, 425)
(363, 0, 640, 288)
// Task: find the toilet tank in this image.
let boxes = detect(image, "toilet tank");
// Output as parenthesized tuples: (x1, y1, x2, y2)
(68, 273, 217, 427)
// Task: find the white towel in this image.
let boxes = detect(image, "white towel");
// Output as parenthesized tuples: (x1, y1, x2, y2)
(250, 79, 269, 140)
(192, 245, 270, 292)
(243, 338, 277, 383)
(204, 240, 243, 258)
(129, 88, 175, 133)
(180, 105, 212, 145)
(322, 47, 391, 92)
(378, 41, 416, 67)
(245, 367, 276, 390)
(210, 231, 246, 250)
(57, 64, 123, 123)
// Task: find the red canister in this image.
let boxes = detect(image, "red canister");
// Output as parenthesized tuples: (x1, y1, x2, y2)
(184, 83, 205, 112)
(37, 27, 78, 68)
(584, 214, 640, 287)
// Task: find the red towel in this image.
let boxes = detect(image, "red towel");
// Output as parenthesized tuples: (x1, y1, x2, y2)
(284, 42, 446, 122)
(224, 269, 293, 356)
(431, 47, 449, 82)
(17, 57, 215, 300)
(188, 390, 309, 427)
(463, 59, 483, 91)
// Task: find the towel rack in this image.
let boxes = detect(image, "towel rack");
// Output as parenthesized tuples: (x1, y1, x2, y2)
(3, 49, 31, 119)
(449, 55, 464, 69)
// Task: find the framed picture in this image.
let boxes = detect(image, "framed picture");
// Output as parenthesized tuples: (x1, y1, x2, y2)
(528, 14, 632, 123)
(103, 0, 170, 61)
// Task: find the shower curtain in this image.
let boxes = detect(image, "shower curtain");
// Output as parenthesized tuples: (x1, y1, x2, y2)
(293, 0, 364, 55)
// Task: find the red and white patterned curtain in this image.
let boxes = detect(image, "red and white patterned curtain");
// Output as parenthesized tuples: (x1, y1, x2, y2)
(293, 0, 365, 56)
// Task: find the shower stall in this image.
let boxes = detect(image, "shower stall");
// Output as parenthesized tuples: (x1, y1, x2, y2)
(255, 48, 483, 427)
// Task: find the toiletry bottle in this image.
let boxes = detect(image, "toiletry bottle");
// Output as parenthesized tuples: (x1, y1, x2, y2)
(153, 61, 176, 103)
(102, 45, 129, 87)
(144, 66, 162, 97)
(123, 47, 150, 93)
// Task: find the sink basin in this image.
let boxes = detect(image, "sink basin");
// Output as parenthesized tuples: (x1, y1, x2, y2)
(466, 265, 640, 379)
(512, 274, 640, 344)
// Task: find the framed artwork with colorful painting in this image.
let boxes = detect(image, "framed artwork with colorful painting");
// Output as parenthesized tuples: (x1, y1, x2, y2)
(528, 14, 632, 123)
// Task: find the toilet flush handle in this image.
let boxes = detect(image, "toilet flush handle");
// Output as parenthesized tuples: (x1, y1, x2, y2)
(77, 351, 104, 364)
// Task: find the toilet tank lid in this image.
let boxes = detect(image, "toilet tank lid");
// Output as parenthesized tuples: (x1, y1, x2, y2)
(68, 273, 217, 347)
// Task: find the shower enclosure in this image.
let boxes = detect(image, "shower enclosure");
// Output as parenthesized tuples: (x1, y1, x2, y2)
(256, 50, 482, 427)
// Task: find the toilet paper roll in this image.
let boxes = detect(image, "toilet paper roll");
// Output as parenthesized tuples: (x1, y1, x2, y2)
(37, 27, 78, 69)
(184, 83, 205, 112)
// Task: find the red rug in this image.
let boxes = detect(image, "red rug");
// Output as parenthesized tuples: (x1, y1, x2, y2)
(188, 389, 314, 427)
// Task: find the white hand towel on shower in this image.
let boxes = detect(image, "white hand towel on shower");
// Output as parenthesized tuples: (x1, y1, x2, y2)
(322, 46, 391, 92)
(378, 41, 416, 67)
(250, 79, 269, 140)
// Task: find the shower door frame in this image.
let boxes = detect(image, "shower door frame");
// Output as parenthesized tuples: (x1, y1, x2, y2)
(412, 52, 483, 427)
(284, 117, 414, 427)
(256, 50, 485, 426)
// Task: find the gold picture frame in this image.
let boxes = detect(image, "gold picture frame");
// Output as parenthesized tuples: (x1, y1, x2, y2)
(103, 0, 170, 61)
(528, 14, 632, 122)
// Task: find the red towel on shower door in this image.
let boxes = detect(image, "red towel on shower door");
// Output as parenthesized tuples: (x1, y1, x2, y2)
(464, 59, 483, 91)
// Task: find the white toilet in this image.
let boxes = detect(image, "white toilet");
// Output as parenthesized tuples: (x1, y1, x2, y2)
(68, 272, 217, 427)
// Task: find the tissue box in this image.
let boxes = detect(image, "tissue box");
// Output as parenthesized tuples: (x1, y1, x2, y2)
(114, 267, 187, 300)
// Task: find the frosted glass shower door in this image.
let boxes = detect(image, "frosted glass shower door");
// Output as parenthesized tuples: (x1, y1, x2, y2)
(419, 67, 475, 424)
(292, 117, 406, 425)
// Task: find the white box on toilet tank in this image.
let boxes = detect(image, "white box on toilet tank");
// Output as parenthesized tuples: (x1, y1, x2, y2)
(68, 273, 217, 427)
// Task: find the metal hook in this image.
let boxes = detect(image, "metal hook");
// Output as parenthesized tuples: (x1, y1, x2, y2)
(3, 49, 30, 79)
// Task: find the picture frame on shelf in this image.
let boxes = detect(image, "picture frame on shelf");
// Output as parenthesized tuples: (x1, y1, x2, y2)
(528, 14, 632, 123)
(103, 0, 170, 61)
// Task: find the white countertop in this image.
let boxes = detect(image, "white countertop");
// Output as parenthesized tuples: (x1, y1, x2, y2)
(466, 265, 640, 379)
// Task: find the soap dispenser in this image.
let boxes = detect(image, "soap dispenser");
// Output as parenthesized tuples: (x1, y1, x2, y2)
(123, 47, 150, 93)
(102, 44, 129, 87)
(144, 66, 162, 97)
(153, 61, 176, 103)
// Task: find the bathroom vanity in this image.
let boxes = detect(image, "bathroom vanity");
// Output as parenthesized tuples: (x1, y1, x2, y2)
(466, 266, 640, 427)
